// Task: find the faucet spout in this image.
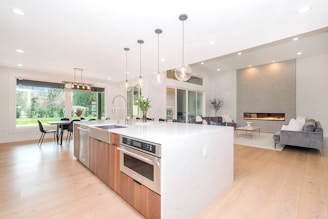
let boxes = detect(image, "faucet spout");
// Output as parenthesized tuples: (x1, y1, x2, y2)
(112, 95, 128, 125)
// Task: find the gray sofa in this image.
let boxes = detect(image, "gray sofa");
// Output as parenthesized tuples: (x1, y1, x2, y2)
(192, 116, 236, 128)
(273, 119, 324, 153)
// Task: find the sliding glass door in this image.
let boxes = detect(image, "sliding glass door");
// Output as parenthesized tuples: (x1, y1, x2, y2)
(166, 87, 203, 122)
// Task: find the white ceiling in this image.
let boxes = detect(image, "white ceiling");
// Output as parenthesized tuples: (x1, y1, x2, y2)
(1, 0, 328, 82)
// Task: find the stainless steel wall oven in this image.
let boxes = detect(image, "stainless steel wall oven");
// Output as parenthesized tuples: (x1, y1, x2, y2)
(118, 136, 161, 195)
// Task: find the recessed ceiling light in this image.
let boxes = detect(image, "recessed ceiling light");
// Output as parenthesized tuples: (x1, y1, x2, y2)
(272, 60, 276, 63)
(297, 6, 311, 14)
(126, 71, 130, 75)
(216, 68, 221, 71)
(201, 62, 204, 65)
(161, 58, 165, 62)
(248, 65, 252, 68)
(208, 40, 215, 45)
(16, 49, 24, 53)
(297, 52, 302, 55)
(107, 77, 111, 81)
(17, 64, 23, 67)
(237, 52, 242, 56)
(292, 37, 299, 41)
(12, 8, 25, 16)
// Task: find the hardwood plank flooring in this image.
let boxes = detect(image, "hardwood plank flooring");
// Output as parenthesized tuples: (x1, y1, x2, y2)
(0, 139, 327, 219)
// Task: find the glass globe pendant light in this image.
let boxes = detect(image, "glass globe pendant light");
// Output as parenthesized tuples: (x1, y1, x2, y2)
(123, 47, 130, 89)
(152, 28, 165, 85)
(175, 14, 191, 81)
(137, 39, 144, 86)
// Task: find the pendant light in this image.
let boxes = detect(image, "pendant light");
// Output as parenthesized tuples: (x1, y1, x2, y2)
(137, 39, 144, 86)
(124, 47, 130, 89)
(175, 14, 191, 81)
(63, 68, 92, 90)
(152, 28, 165, 85)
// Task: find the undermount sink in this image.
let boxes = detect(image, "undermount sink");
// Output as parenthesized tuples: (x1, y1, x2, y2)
(93, 125, 127, 130)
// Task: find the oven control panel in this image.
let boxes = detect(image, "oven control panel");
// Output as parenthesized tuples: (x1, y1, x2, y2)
(121, 136, 160, 157)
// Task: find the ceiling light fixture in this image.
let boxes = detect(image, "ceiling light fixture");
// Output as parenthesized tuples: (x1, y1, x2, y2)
(175, 14, 191, 82)
(17, 64, 23, 67)
(297, 6, 311, 14)
(153, 28, 164, 85)
(137, 39, 144, 86)
(237, 52, 242, 56)
(124, 47, 130, 89)
(297, 52, 303, 55)
(201, 62, 205, 65)
(209, 40, 216, 45)
(12, 8, 25, 16)
(16, 49, 24, 53)
(292, 37, 299, 41)
(62, 68, 93, 90)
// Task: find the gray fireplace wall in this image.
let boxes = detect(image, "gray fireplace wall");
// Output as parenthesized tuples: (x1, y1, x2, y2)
(237, 59, 296, 133)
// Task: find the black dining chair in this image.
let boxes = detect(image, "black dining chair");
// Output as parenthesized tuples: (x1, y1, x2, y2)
(60, 118, 69, 141)
(66, 119, 81, 141)
(37, 120, 56, 147)
(158, 118, 167, 122)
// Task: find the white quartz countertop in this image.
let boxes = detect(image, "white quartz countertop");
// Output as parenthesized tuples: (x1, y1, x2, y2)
(76, 120, 231, 144)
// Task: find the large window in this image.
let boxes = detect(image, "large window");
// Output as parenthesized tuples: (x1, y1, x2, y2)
(72, 90, 104, 120)
(16, 79, 105, 127)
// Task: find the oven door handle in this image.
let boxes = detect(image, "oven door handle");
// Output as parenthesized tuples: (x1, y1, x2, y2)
(118, 146, 158, 166)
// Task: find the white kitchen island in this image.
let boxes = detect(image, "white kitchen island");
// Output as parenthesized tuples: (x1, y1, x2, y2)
(77, 121, 234, 219)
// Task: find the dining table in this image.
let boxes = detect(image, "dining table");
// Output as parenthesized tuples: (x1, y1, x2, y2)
(47, 120, 71, 145)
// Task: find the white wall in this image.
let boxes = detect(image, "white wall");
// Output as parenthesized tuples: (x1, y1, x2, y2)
(296, 53, 328, 137)
(0, 66, 122, 143)
(208, 70, 237, 121)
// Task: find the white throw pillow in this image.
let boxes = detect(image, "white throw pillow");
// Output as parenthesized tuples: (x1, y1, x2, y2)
(288, 119, 303, 131)
(296, 115, 306, 127)
(196, 115, 203, 122)
(202, 119, 208, 125)
(281, 125, 289, 130)
(221, 114, 233, 123)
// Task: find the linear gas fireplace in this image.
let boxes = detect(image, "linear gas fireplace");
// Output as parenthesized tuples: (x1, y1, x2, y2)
(244, 112, 285, 121)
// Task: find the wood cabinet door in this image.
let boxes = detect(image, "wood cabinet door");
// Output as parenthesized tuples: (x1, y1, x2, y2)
(119, 172, 134, 206)
(73, 123, 80, 158)
(96, 140, 110, 185)
(89, 137, 96, 173)
(109, 133, 121, 192)
(120, 172, 161, 219)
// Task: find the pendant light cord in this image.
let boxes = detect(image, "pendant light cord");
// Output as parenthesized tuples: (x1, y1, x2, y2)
(73, 68, 76, 83)
(125, 50, 128, 81)
(80, 69, 83, 84)
(139, 42, 142, 78)
(157, 33, 160, 73)
(182, 20, 184, 67)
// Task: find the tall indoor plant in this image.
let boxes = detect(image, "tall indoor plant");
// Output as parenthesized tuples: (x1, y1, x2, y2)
(210, 98, 223, 116)
(137, 96, 151, 122)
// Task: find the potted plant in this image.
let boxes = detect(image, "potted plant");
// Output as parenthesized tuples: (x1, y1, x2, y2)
(137, 96, 151, 122)
(75, 108, 84, 119)
(210, 98, 223, 116)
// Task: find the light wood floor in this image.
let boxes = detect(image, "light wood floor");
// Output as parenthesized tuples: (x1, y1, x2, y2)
(0, 139, 327, 219)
